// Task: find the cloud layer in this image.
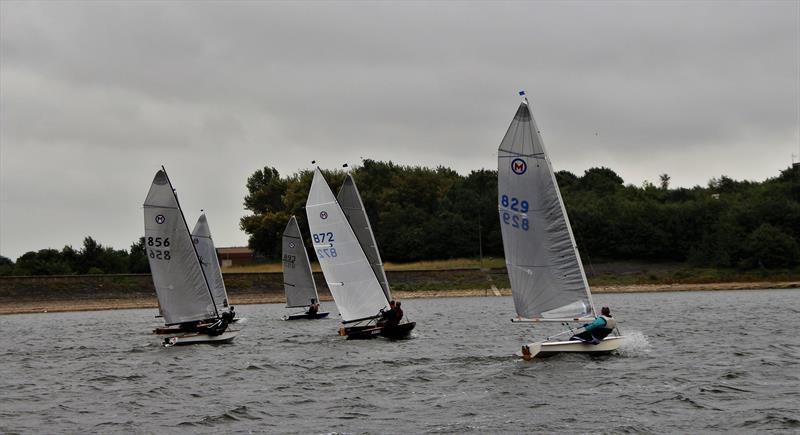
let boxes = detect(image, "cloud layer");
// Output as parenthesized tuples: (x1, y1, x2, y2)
(1, 1, 798, 259)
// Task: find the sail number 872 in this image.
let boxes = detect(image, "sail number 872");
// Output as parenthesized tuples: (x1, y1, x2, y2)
(313, 232, 337, 258)
(500, 195, 530, 231)
(313, 232, 334, 243)
(316, 248, 338, 258)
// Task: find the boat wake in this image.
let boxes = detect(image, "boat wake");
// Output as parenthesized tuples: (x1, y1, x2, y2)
(617, 330, 651, 357)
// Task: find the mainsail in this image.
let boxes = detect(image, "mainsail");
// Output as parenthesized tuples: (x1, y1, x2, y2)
(143, 169, 218, 325)
(191, 213, 229, 312)
(282, 215, 320, 308)
(337, 174, 392, 301)
(497, 99, 595, 320)
(305, 168, 389, 322)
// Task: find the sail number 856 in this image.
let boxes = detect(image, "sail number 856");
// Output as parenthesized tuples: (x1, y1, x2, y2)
(147, 237, 171, 261)
(147, 237, 170, 247)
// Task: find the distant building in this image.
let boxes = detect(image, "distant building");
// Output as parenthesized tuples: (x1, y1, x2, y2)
(711, 193, 720, 200)
(216, 247, 255, 267)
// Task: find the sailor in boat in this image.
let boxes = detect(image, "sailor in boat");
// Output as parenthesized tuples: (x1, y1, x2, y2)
(379, 300, 397, 324)
(391, 301, 404, 326)
(380, 300, 405, 329)
(172, 317, 227, 336)
(221, 306, 236, 322)
(306, 299, 320, 317)
(210, 317, 229, 335)
(571, 306, 617, 344)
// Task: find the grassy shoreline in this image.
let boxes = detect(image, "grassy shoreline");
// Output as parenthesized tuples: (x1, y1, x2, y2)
(2, 259, 798, 315)
(2, 281, 797, 316)
(223, 258, 800, 286)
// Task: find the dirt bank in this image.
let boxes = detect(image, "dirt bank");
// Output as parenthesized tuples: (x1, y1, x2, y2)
(1, 280, 796, 315)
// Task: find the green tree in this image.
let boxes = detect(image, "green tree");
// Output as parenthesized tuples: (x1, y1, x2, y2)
(15, 249, 73, 275)
(0, 255, 16, 276)
(659, 173, 671, 190)
(129, 237, 150, 273)
(243, 167, 287, 214)
(236, 161, 799, 268)
(740, 224, 800, 268)
(579, 167, 624, 194)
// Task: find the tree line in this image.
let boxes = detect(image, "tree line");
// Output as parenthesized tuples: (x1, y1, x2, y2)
(0, 237, 150, 276)
(240, 160, 800, 269)
(3, 161, 797, 276)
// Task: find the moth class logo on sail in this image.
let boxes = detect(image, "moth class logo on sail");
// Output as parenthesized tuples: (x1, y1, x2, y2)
(511, 158, 527, 175)
(155, 214, 166, 224)
(320, 211, 328, 220)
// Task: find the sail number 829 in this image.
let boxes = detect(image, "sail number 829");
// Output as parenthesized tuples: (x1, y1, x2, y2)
(500, 195, 530, 231)
(501, 212, 529, 231)
(500, 195, 529, 213)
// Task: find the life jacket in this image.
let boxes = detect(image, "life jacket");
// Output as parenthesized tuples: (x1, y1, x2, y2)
(206, 318, 228, 336)
(395, 308, 404, 322)
(599, 315, 616, 330)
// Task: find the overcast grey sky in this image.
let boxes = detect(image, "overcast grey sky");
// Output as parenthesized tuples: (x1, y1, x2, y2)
(1, 0, 798, 260)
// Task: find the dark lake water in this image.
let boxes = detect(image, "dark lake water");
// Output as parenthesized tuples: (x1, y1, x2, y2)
(1, 290, 799, 434)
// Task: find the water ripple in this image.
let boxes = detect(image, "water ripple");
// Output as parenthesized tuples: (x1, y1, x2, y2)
(2, 291, 800, 433)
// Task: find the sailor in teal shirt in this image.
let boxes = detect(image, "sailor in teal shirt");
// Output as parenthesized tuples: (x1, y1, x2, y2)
(571, 306, 617, 344)
(584, 316, 608, 332)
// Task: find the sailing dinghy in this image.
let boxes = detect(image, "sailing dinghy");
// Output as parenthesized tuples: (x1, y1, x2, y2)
(281, 215, 330, 320)
(143, 167, 240, 345)
(190, 212, 244, 325)
(152, 212, 245, 333)
(497, 95, 624, 359)
(305, 168, 415, 339)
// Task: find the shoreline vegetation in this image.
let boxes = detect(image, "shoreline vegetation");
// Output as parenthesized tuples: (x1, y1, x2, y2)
(1, 259, 798, 315)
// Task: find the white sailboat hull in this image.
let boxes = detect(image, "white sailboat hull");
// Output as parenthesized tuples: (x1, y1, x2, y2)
(162, 328, 241, 346)
(517, 336, 625, 359)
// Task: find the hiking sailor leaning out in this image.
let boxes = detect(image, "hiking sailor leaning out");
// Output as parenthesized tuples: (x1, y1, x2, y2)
(571, 306, 616, 344)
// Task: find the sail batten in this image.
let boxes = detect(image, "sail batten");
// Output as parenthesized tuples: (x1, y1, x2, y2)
(144, 169, 217, 326)
(282, 216, 320, 308)
(498, 100, 595, 320)
(306, 169, 389, 322)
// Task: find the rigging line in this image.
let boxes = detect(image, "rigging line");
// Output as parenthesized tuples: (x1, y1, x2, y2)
(574, 228, 597, 286)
